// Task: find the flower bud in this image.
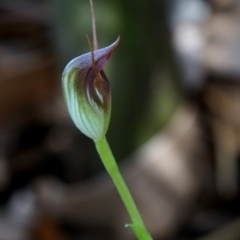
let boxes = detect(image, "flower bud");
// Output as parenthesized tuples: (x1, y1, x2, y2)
(62, 37, 120, 140)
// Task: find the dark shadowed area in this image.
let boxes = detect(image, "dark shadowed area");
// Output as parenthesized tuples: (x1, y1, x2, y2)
(1, 0, 240, 239)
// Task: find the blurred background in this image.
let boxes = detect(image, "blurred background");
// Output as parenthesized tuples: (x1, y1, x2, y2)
(1, 0, 240, 239)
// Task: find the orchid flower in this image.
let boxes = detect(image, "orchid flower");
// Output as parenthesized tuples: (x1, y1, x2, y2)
(62, 37, 120, 140)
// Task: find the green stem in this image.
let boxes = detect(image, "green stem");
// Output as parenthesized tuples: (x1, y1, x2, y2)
(95, 136, 153, 240)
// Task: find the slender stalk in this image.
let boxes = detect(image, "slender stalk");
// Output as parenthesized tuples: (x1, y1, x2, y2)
(89, 0, 98, 50)
(95, 137, 153, 240)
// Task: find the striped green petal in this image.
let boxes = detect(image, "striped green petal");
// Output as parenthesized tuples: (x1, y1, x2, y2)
(62, 37, 120, 140)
